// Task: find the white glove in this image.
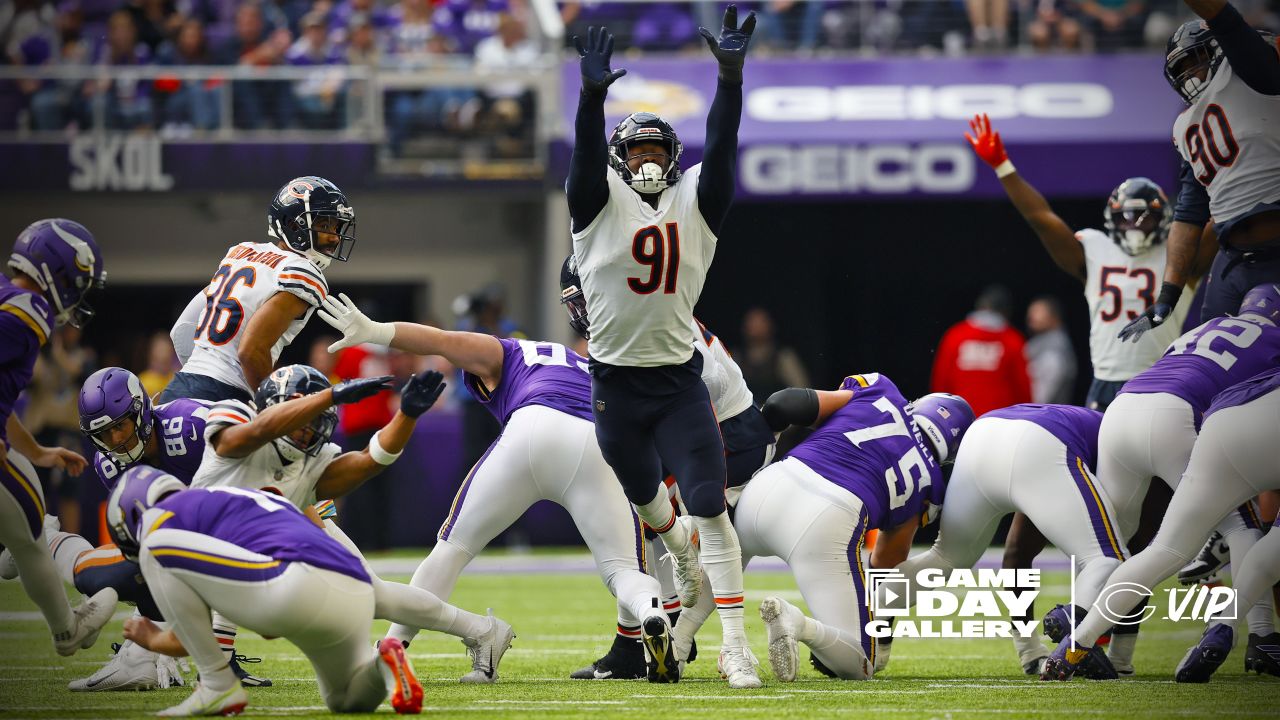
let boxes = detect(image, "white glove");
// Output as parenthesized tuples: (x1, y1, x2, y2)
(317, 293, 395, 353)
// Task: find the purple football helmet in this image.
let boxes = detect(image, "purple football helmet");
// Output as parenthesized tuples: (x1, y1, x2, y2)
(910, 393, 975, 465)
(79, 367, 153, 467)
(1238, 283, 1280, 326)
(8, 218, 106, 328)
(105, 466, 185, 561)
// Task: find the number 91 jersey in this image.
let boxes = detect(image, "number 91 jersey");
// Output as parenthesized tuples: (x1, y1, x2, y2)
(787, 373, 942, 531)
(180, 242, 329, 393)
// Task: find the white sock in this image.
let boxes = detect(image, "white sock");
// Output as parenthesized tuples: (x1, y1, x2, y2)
(694, 512, 746, 645)
(635, 486, 692, 554)
(47, 531, 92, 584)
(1108, 633, 1137, 669)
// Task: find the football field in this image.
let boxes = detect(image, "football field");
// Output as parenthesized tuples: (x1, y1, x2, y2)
(1, 550, 1274, 719)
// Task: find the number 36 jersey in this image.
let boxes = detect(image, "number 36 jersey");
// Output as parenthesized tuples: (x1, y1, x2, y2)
(180, 242, 329, 393)
(787, 373, 942, 531)
(1079, 228, 1192, 382)
(572, 164, 716, 367)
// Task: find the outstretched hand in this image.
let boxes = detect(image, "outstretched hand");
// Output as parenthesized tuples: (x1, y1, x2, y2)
(332, 375, 396, 406)
(965, 113, 1009, 170)
(574, 26, 626, 95)
(399, 370, 447, 419)
(318, 293, 395, 353)
(698, 4, 757, 82)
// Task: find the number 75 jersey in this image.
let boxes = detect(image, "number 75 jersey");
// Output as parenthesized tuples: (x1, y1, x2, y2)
(180, 242, 328, 393)
(1078, 228, 1192, 382)
(787, 373, 943, 531)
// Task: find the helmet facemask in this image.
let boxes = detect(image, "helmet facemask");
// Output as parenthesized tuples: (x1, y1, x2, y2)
(560, 284, 590, 339)
(1165, 36, 1222, 103)
(270, 400, 337, 463)
(608, 132, 683, 195)
(87, 413, 149, 467)
(1111, 206, 1164, 256)
(299, 208, 356, 270)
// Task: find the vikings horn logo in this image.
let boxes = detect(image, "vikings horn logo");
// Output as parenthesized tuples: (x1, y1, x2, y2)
(49, 220, 98, 273)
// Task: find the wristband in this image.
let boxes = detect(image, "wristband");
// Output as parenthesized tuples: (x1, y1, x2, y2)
(1156, 282, 1183, 308)
(994, 159, 1016, 178)
(368, 431, 402, 466)
(368, 321, 395, 347)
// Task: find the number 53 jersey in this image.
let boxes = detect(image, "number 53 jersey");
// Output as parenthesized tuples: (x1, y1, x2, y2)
(787, 373, 943, 531)
(181, 242, 329, 393)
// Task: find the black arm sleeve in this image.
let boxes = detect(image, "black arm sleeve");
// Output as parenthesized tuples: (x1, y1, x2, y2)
(697, 78, 743, 236)
(761, 387, 819, 432)
(1173, 160, 1212, 226)
(566, 90, 611, 234)
(1207, 2, 1280, 95)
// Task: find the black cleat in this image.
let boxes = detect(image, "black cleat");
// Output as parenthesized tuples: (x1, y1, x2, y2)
(1246, 632, 1280, 678)
(229, 655, 273, 688)
(642, 616, 680, 683)
(569, 635, 646, 680)
(1177, 531, 1229, 585)
(809, 652, 838, 679)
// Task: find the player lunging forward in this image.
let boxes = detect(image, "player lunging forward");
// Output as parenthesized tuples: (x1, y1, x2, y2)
(568, 10, 759, 687)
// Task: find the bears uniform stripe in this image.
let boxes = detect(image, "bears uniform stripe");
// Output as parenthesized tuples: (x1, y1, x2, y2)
(209, 410, 250, 425)
(278, 281, 324, 308)
(279, 273, 327, 298)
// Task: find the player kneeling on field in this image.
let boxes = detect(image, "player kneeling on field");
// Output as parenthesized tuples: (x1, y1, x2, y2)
(107, 466, 425, 716)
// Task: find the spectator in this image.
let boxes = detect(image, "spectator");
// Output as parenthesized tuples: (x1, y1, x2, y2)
(125, 0, 182, 53)
(631, 2, 697, 51)
(286, 10, 345, 129)
(966, 0, 1010, 50)
(759, 0, 824, 52)
(1, 0, 62, 130)
(343, 11, 381, 65)
(156, 18, 221, 132)
(734, 307, 810, 406)
(88, 9, 155, 130)
(431, 0, 506, 54)
(309, 335, 339, 381)
(1028, 0, 1082, 51)
(138, 331, 179, 398)
(1077, 0, 1148, 50)
(1, 0, 59, 66)
(214, 1, 291, 129)
(386, 0, 474, 152)
(329, 0, 395, 43)
(1024, 296, 1077, 405)
(333, 339, 397, 550)
(930, 285, 1032, 416)
(474, 12, 537, 153)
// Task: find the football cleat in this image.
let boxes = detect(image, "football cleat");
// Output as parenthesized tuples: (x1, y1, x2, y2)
(809, 652, 838, 678)
(1041, 603, 1085, 644)
(1178, 532, 1229, 585)
(1245, 632, 1280, 678)
(641, 615, 680, 683)
(1175, 624, 1233, 683)
(759, 597, 801, 682)
(876, 636, 893, 673)
(664, 516, 703, 609)
(228, 655, 272, 688)
(378, 638, 423, 715)
(54, 587, 117, 657)
(1023, 656, 1048, 676)
(1041, 637, 1118, 681)
(70, 640, 186, 691)
(718, 645, 764, 689)
(0, 547, 16, 580)
(460, 610, 515, 684)
(569, 635, 646, 679)
(156, 681, 248, 717)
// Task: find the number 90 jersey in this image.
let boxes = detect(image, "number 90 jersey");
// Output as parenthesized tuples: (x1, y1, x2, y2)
(572, 164, 716, 367)
(180, 242, 329, 393)
(787, 373, 942, 531)
(1079, 228, 1192, 382)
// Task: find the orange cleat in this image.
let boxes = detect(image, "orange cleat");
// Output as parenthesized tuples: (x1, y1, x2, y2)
(378, 638, 423, 715)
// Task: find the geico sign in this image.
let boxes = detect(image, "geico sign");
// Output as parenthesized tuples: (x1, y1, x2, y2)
(741, 144, 974, 195)
(747, 83, 1112, 122)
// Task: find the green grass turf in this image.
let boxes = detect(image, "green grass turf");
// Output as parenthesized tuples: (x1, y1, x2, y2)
(1, 551, 1275, 719)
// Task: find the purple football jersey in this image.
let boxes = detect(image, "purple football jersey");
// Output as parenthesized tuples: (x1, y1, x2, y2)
(153, 487, 370, 583)
(787, 373, 943, 530)
(983, 404, 1104, 471)
(1205, 367, 1280, 420)
(1121, 317, 1280, 419)
(0, 276, 53, 443)
(94, 398, 211, 490)
(464, 338, 593, 424)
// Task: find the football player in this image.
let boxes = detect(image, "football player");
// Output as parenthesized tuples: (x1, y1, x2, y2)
(0, 218, 116, 658)
(1120, 0, 1280, 338)
(741, 375, 973, 681)
(317, 294, 674, 682)
(1043, 284, 1280, 680)
(567, 10, 760, 687)
(105, 468, 424, 716)
(193, 364, 516, 683)
(160, 176, 353, 404)
(558, 254, 776, 680)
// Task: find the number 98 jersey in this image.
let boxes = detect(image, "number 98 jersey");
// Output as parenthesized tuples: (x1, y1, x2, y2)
(181, 242, 329, 393)
(787, 373, 942, 531)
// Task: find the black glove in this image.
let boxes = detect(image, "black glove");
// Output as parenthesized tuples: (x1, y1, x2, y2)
(574, 26, 626, 96)
(399, 370, 447, 419)
(1118, 282, 1183, 343)
(332, 375, 395, 405)
(698, 4, 756, 83)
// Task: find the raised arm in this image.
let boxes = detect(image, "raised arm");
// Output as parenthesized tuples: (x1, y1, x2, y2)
(966, 113, 1084, 282)
(1198, 1, 1280, 95)
(567, 27, 627, 234)
(696, 5, 755, 235)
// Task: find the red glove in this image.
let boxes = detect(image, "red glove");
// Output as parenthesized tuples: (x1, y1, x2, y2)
(964, 113, 1011, 171)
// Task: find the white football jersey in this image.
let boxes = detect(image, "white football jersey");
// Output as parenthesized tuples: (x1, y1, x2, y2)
(191, 399, 341, 509)
(1171, 61, 1280, 224)
(690, 318, 754, 422)
(572, 164, 717, 367)
(1078, 228, 1194, 381)
(178, 242, 329, 393)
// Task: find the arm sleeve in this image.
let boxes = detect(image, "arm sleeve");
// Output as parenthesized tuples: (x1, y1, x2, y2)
(697, 78, 744, 235)
(761, 387, 819, 432)
(1173, 161, 1212, 226)
(1207, 2, 1280, 95)
(170, 292, 205, 366)
(566, 90, 611, 234)
(277, 261, 329, 309)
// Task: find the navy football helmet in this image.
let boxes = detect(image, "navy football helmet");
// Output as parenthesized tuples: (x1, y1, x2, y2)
(559, 254, 590, 339)
(1165, 20, 1223, 104)
(267, 176, 355, 269)
(254, 364, 337, 462)
(1104, 177, 1171, 257)
(608, 112, 683, 195)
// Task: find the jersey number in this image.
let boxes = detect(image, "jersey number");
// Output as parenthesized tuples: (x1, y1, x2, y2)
(1099, 266, 1156, 322)
(628, 223, 680, 295)
(842, 396, 932, 510)
(1185, 103, 1240, 185)
(195, 265, 257, 345)
(1168, 318, 1262, 371)
(517, 339, 588, 373)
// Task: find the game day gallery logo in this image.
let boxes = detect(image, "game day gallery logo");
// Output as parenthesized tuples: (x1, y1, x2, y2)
(865, 568, 1041, 639)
